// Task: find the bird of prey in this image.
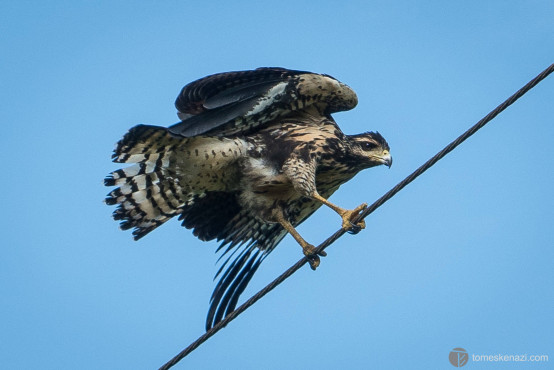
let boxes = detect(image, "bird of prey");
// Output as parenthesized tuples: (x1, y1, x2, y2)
(105, 67, 392, 330)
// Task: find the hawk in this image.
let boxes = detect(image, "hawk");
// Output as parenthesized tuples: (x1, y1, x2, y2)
(105, 67, 392, 330)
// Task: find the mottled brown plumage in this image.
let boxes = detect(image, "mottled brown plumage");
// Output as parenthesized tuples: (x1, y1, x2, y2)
(105, 67, 391, 330)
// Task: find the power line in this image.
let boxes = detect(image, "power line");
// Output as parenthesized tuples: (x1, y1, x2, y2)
(159, 63, 554, 370)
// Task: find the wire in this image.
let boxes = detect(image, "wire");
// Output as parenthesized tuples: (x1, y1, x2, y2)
(159, 63, 554, 370)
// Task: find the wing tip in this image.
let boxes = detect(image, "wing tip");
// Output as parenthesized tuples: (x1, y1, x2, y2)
(205, 247, 263, 331)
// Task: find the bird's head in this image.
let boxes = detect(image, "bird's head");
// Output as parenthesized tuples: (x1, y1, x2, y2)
(347, 132, 392, 169)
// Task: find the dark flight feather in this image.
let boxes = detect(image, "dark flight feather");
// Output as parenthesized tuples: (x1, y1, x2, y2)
(174, 67, 308, 114)
(177, 191, 287, 329)
(169, 67, 357, 138)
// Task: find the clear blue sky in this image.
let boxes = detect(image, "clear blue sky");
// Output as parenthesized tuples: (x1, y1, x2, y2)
(1, 1, 552, 369)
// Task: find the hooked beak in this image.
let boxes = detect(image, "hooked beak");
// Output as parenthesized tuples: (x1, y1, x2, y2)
(381, 152, 393, 168)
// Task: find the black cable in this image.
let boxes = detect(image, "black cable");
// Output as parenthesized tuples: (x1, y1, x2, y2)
(159, 63, 554, 370)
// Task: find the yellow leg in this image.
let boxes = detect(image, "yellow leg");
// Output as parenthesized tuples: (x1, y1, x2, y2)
(311, 192, 367, 231)
(274, 210, 326, 270)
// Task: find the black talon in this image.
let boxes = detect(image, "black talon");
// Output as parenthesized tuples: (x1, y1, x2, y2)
(307, 255, 320, 270)
(347, 222, 362, 234)
(304, 245, 326, 270)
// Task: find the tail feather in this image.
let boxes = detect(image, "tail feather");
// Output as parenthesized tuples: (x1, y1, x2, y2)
(105, 161, 161, 186)
(111, 125, 175, 163)
(105, 125, 188, 240)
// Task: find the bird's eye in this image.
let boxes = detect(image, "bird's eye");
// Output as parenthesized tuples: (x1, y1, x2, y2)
(362, 142, 377, 151)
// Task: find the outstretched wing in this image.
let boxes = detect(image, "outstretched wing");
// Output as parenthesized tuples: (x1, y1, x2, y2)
(169, 67, 358, 137)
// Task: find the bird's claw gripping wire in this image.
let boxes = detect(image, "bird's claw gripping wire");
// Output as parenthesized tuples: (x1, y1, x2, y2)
(302, 243, 327, 270)
(341, 203, 367, 234)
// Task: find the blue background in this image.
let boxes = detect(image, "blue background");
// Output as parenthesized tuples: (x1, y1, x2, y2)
(1, 1, 552, 369)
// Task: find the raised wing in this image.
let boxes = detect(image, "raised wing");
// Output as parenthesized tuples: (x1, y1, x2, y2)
(169, 67, 358, 137)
